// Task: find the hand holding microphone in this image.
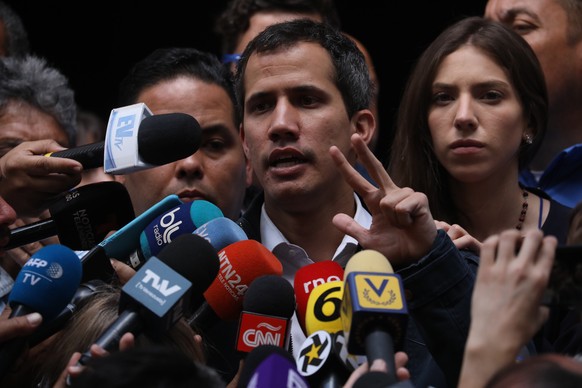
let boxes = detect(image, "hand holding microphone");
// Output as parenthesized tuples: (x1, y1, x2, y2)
(48, 104, 202, 174)
(0, 310, 43, 344)
(28, 279, 106, 347)
(5, 181, 135, 251)
(0, 244, 83, 378)
(0, 139, 83, 217)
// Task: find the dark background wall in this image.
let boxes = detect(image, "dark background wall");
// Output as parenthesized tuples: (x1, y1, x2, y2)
(6, 0, 486, 162)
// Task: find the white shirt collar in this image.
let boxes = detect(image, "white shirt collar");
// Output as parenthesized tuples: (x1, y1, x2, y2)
(261, 193, 370, 254)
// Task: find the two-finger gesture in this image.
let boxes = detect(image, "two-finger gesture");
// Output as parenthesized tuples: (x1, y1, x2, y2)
(329, 134, 437, 266)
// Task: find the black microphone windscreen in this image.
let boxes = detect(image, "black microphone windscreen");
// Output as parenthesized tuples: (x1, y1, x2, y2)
(137, 113, 201, 166)
(243, 275, 295, 319)
(156, 233, 219, 296)
(50, 181, 135, 249)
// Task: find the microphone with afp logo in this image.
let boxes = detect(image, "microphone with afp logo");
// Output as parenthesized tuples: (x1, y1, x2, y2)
(77, 233, 219, 366)
(341, 250, 408, 386)
(0, 244, 82, 379)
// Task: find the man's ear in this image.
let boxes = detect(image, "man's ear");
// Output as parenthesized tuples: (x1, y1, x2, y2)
(244, 157, 253, 188)
(240, 123, 251, 160)
(240, 124, 255, 188)
(352, 109, 375, 147)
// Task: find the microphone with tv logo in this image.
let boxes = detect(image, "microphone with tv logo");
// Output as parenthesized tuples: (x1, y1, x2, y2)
(77, 233, 219, 366)
(192, 217, 248, 252)
(236, 274, 295, 355)
(341, 250, 408, 386)
(48, 103, 202, 174)
(187, 240, 283, 331)
(237, 345, 308, 388)
(125, 200, 223, 270)
(5, 181, 135, 251)
(79, 194, 182, 282)
(0, 244, 82, 378)
(294, 261, 344, 334)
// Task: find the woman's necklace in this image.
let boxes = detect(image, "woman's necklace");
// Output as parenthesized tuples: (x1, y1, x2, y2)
(516, 190, 529, 230)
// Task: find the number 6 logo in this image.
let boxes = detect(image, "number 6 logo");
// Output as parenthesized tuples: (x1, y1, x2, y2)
(305, 280, 344, 335)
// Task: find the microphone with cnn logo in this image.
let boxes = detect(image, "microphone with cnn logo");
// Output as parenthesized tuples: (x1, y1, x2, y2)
(236, 274, 295, 355)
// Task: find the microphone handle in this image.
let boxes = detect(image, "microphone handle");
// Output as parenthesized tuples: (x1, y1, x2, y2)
(78, 309, 142, 366)
(320, 373, 343, 388)
(0, 335, 27, 379)
(80, 245, 116, 283)
(5, 218, 58, 250)
(365, 328, 398, 385)
(28, 304, 74, 347)
(187, 302, 219, 332)
(49, 141, 105, 169)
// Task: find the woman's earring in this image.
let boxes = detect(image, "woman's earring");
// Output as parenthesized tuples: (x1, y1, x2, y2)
(523, 134, 533, 144)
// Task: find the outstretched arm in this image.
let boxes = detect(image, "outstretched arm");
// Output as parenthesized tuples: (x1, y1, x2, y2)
(458, 229, 557, 388)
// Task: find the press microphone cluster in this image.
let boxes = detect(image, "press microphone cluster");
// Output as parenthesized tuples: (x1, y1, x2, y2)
(231, 250, 413, 387)
(188, 240, 283, 331)
(77, 233, 219, 366)
(79, 194, 183, 282)
(290, 251, 413, 388)
(48, 103, 202, 174)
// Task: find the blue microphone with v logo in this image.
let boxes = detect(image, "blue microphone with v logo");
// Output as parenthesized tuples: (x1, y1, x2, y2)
(340, 250, 408, 386)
